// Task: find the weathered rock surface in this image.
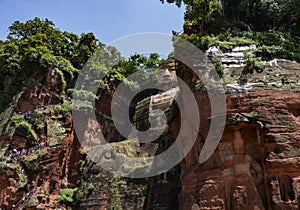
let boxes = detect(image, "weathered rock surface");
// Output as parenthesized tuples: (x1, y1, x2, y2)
(1, 51, 300, 210)
(173, 84, 300, 209)
(0, 113, 82, 209)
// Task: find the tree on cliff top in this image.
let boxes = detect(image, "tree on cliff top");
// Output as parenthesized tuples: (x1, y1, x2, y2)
(0, 17, 162, 112)
(160, 0, 300, 35)
(161, 0, 300, 61)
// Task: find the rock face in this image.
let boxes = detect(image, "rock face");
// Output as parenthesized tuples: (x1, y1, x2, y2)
(1, 48, 300, 209)
(173, 48, 300, 209)
(174, 87, 300, 209)
(0, 113, 82, 209)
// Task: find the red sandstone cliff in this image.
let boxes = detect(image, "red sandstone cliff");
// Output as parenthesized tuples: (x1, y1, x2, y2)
(171, 55, 300, 209)
(170, 87, 300, 209)
(1, 53, 300, 209)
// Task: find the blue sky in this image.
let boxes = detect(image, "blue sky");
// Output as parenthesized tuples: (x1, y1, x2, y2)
(0, 0, 185, 44)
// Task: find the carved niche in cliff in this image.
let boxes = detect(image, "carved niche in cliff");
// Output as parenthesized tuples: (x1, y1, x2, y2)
(181, 122, 267, 210)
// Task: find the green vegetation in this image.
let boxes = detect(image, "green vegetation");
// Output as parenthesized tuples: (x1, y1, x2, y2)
(110, 190, 122, 209)
(162, 0, 300, 35)
(54, 68, 67, 98)
(0, 161, 20, 170)
(0, 18, 78, 111)
(0, 17, 163, 113)
(67, 89, 97, 110)
(162, 0, 300, 62)
(10, 113, 38, 142)
(87, 183, 95, 192)
(81, 51, 162, 92)
(20, 150, 41, 171)
(181, 31, 300, 61)
(54, 102, 72, 118)
(57, 188, 78, 204)
(79, 159, 86, 173)
(47, 119, 65, 146)
(109, 178, 128, 210)
(17, 173, 28, 189)
(238, 53, 266, 85)
(0, 147, 27, 189)
(16, 121, 38, 142)
(10, 113, 24, 124)
(214, 60, 225, 78)
(31, 111, 48, 131)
